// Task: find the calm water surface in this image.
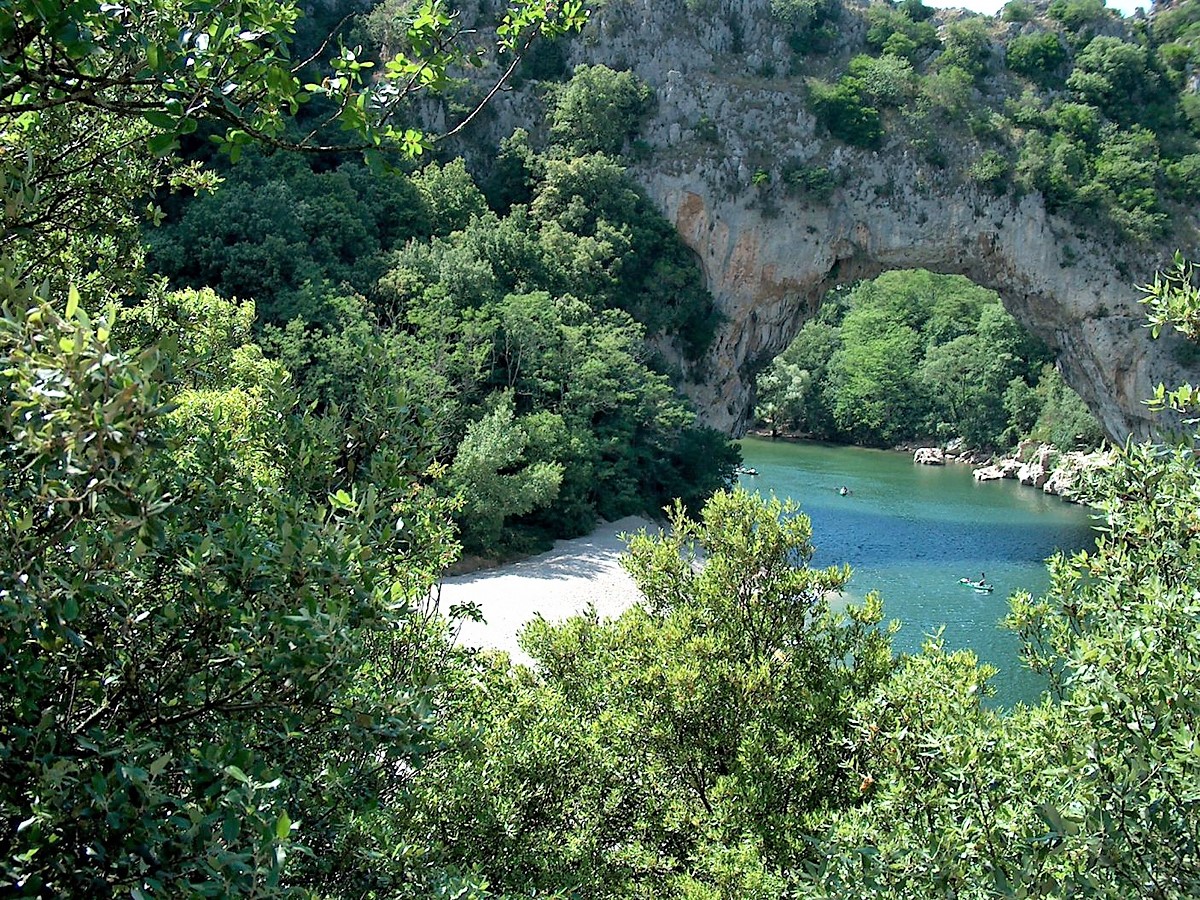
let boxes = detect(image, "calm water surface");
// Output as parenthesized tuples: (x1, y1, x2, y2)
(737, 437, 1099, 706)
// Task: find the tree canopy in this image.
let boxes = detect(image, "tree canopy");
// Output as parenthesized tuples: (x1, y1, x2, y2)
(6, 0, 1200, 896)
(754, 269, 1103, 451)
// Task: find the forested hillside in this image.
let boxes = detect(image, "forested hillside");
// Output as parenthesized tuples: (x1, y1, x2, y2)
(4, 0, 1200, 897)
(145, 139, 737, 554)
(719, 0, 1200, 246)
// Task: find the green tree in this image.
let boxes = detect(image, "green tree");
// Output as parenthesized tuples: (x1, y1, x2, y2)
(448, 395, 564, 553)
(0, 276, 466, 896)
(1, 0, 585, 159)
(808, 78, 883, 148)
(1046, 0, 1110, 31)
(865, 3, 940, 57)
(847, 53, 917, 106)
(770, 0, 833, 30)
(549, 65, 655, 156)
(825, 307, 924, 446)
(918, 333, 1010, 446)
(756, 320, 840, 437)
(412, 158, 491, 238)
(146, 153, 430, 324)
(804, 261, 1200, 898)
(1002, 0, 1035, 22)
(1026, 365, 1105, 449)
(403, 489, 895, 897)
(1077, 126, 1167, 243)
(1067, 37, 1157, 124)
(1006, 31, 1067, 84)
(0, 0, 585, 309)
(937, 18, 993, 81)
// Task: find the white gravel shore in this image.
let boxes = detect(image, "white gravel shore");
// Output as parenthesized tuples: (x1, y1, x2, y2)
(440, 515, 656, 665)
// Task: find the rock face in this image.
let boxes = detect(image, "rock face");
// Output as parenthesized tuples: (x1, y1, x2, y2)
(654, 176, 1189, 442)
(483, 0, 1199, 440)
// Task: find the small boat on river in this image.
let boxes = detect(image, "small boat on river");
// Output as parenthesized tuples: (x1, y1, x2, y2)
(959, 577, 994, 594)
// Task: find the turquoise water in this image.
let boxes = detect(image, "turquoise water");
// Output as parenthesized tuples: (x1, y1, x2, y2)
(737, 437, 1100, 706)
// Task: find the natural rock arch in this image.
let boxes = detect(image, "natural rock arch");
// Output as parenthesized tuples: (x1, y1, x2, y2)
(481, 0, 1199, 440)
(651, 174, 1187, 441)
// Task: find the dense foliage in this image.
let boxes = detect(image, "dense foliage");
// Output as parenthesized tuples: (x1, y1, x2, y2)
(754, 269, 1104, 450)
(784, 0, 1200, 243)
(0, 273, 473, 897)
(0, 0, 729, 894)
(400, 489, 896, 897)
(7, 0, 1200, 897)
(357, 266, 1200, 900)
(147, 116, 735, 554)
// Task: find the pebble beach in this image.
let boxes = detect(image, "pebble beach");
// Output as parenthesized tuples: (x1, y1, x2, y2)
(440, 515, 656, 665)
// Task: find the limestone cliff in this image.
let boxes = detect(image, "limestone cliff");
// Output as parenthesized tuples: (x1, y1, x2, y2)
(479, 0, 1200, 440)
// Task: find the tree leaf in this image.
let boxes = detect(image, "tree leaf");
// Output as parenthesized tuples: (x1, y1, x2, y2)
(224, 765, 249, 784)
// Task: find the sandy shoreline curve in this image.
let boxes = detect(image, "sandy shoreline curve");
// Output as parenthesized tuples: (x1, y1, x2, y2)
(440, 515, 656, 665)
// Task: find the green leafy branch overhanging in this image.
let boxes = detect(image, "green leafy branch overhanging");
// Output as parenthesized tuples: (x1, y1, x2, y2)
(0, 0, 588, 159)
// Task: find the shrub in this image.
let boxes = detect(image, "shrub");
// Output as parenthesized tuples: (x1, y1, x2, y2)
(847, 53, 916, 106)
(548, 65, 654, 156)
(920, 66, 975, 119)
(771, 0, 830, 29)
(694, 114, 720, 143)
(1048, 101, 1102, 145)
(1066, 37, 1155, 124)
(1047, 0, 1108, 31)
(782, 160, 836, 199)
(937, 18, 992, 80)
(1006, 31, 1067, 83)
(1001, 0, 1035, 22)
(809, 78, 883, 148)
(970, 149, 1012, 193)
(1166, 153, 1200, 200)
(1158, 41, 1193, 88)
(0, 278, 463, 896)
(866, 3, 940, 58)
(1028, 366, 1105, 449)
(899, 0, 935, 22)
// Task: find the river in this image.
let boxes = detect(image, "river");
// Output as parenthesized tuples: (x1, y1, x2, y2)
(737, 437, 1099, 706)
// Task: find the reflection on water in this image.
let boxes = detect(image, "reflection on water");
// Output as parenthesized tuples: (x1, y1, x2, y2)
(738, 437, 1100, 706)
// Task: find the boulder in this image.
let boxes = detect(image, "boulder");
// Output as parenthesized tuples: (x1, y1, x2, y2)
(1017, 460, 1050, 488)
(914, 447, 945, 466)
(1042, 465, 1077, 498)
(1043, 448, 1116, 500)
(974, 465, 1005, 481)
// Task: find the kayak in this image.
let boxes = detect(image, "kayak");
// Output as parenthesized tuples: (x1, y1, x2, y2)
(959, 577, 994, 593)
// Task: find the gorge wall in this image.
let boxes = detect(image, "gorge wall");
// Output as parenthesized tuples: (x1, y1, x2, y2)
(484, 0, 1200, 440)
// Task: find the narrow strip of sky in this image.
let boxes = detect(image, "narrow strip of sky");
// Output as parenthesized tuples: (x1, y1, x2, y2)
(924, 0, 1146, 16)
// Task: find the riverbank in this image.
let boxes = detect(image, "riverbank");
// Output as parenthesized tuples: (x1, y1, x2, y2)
(750, 428, 1106, 504)
(440, 515, 655, 665)
(970, 443, 1113, 502)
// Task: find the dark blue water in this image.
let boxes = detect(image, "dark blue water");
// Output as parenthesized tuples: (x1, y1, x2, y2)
(738, 437, 1099, 706)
